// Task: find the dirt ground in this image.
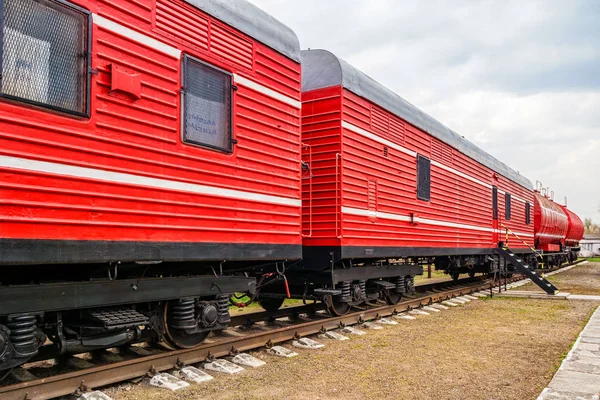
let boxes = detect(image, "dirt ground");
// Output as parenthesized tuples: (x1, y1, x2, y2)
(521, 261, 600, 295)
(106, 296, 597, 400)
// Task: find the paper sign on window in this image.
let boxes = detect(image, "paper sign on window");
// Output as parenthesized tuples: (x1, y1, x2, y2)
(185, 94, 229, 150)
(2, 27, 50, 104)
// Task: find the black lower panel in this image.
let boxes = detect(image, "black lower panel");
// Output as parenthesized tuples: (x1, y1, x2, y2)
(303, 245, 534, 270)
(0, 239, 302, 265)
(0, 275, 256, 315)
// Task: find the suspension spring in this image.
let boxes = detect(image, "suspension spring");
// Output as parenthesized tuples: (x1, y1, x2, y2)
(339, 281, 351, 301)
(359, 280, 366, 300)
(395, 276, 406, 293)
(216, 295, 230, 316)
(171, 298, 196, 329)
(6, 315, 38, 358)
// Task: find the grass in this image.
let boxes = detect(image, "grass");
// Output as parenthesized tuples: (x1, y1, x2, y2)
(111, 296, 598, 400)
(520, 260, 600, 295)
(414, 268, 448, 283)
(229, 294, 305, 314)
(587, 257, 600, 262)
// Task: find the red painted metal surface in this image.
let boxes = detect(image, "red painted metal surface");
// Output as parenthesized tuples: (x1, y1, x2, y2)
(560, 205, 584, 246)
(533, 192, 568, 250)
(302, 86, 535, 254)
(0, 0, 301, 254)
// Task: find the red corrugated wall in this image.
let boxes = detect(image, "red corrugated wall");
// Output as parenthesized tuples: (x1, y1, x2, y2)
(0, 0, 301, 251)
(302, 86, 534, 254)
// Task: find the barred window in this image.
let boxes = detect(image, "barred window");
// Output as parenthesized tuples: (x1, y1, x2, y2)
(182, 56, 233, 152)
(505, 193, 511, 220)
(416, 154, 430, 201)
(492, 186, 498, 220)
(0, 0, 90, 116)
(525, 201, 531, 225)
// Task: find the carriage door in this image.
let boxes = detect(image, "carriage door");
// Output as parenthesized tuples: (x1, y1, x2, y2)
(492, 186, 499, 244)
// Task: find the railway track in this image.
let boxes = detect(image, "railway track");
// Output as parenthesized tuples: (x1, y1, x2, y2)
(0, 265, 577, 400)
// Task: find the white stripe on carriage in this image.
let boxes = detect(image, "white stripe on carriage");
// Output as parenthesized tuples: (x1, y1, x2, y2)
(342, 121, 531, 203)
(342, 206, 534, 237)
(93, 14, 182, 58)
(0, 155, 302, 207)
(234, 74, 301, 109)
(342, 121, 417, 157)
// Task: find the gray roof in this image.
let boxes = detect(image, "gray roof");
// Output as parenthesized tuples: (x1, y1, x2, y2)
(185, 0, 300, 62)
(301, 49, 533, 190)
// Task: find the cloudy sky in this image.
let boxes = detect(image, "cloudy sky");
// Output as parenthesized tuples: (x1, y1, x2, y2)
(249, 0, 600, 223)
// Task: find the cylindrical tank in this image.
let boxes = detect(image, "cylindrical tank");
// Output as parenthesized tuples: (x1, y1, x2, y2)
(559, 205, 584, 246)
(534, 192, 568, 247)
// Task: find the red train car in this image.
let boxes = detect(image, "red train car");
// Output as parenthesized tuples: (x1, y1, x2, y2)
(0, 0, 301, 370)
(300, 49, 535, 286)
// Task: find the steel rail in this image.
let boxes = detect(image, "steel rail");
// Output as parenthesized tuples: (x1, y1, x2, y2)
(0, 278, 504, 400)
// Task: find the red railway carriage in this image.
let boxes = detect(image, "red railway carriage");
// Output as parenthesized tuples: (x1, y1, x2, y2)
(0, 0, 301, 370)
(300, 50, 535, 281)
(0, 0, 302, 265)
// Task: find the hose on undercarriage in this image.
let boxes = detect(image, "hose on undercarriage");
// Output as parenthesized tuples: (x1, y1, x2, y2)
(228, 272, 286, 308)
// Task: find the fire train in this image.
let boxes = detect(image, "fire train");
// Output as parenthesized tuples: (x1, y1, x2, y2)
(0, 0, 583, 372)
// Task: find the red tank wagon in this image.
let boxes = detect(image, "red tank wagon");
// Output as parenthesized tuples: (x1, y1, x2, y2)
(299, 50, 534, 288)
(561, 205, 584, 247)
(0, 0, 301, 370)
(533, 192, 569, 251)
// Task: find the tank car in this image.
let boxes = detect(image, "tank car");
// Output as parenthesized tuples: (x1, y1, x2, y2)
(0, 0, 302, 371)
(531, 185, 583, 267)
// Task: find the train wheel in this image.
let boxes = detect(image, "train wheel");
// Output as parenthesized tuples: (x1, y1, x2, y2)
(468, 270, 475, 278)
(450, 272, 460, 281)
(162, 301, 210, 349)
(326, 296, 351, 316)
(258, 298, 285, 312)
(384, 290, 402, 305)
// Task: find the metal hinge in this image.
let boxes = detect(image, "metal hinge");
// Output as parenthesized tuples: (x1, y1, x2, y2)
(232, 84, 239, 91)
(231, 138, 238, 145)
(88, 67, 99, 75)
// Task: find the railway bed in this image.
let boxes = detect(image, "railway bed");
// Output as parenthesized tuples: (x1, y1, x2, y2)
(0, 263, 580, 400)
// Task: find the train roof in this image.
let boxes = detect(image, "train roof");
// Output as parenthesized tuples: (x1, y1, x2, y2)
(301, 49, 533, 190)
(185, 0, 300, 62)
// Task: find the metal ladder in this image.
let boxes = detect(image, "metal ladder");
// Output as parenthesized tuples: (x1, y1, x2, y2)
(497, 245, 558, 295)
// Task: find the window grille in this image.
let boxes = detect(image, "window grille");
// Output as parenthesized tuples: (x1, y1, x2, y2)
(525, 201, 531, 225)
(505, 193, 512, 220)
(182, 56, 233, 152)
(492, 186, 498, 220)
(0, 0, 90, 115)
(416, 154, 430, 201)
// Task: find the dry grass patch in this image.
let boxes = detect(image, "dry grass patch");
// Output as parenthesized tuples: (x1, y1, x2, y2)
(521, 262, 600, 295)
(107, 297, 596, 400)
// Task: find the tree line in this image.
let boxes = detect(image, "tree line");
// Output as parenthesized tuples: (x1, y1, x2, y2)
(585, 204, 600, 234)
(585, 218, 600, 234)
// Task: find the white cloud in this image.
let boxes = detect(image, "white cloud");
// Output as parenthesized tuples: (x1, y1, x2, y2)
(250, 0, 600, 221)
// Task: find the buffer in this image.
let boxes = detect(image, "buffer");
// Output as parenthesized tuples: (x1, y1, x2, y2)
(497, 245, 558, 295)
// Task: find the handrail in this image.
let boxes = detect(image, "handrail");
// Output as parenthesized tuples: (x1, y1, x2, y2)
(335, 152, 342, 239)
(500, 222, 543, 263)
(301, 143, 312, 238)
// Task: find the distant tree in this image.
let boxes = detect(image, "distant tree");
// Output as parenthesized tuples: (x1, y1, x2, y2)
(585, 218, 600, 234)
